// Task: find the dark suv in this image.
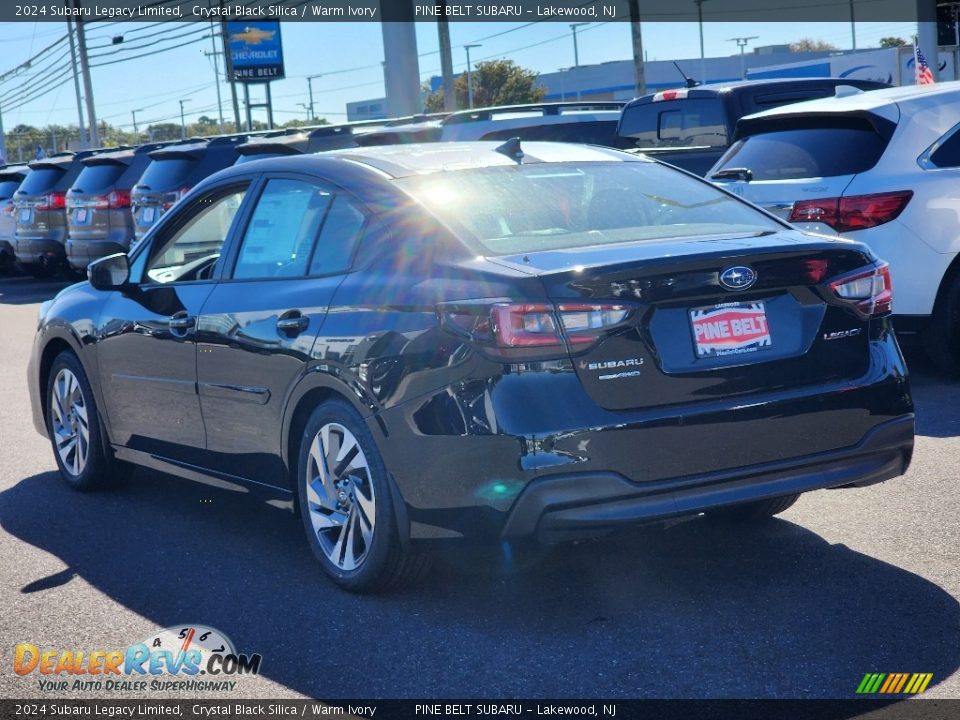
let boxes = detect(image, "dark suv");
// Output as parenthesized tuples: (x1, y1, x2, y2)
(0, 164, 30, 274)
(13, 150, 103, 276)
(615, 78, 889, 175)
(235, 123, 386, 164)
(131, 135, 251, 243)
(65, 142, 171, 270)
(29, 142, 914, 592)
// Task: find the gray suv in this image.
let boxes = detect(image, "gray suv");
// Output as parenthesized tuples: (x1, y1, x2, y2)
(0, 164, 30, 274)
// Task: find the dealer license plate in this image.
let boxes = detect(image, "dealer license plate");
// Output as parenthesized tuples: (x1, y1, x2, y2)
(690, 302, 772, 358)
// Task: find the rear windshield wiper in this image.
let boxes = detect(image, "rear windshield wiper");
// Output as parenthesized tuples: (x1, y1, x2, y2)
(710, 167, 753, 181)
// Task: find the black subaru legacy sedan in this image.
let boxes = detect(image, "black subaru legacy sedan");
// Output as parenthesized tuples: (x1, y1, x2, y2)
(28, 142, 914, 592)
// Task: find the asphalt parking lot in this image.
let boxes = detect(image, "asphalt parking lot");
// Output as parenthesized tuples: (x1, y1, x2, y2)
(0, 273, 958, 701)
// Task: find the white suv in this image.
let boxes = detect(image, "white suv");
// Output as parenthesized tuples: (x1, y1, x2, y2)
(707, 82, 960, 372)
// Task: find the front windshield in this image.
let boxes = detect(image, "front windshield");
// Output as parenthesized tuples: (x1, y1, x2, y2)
(395, 161, 781, 255)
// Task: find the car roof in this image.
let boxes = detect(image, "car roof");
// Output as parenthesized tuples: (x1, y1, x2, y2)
(742, 80, 960, 121)
(624, 77, 887, 108)
(319, 141, 636, 178)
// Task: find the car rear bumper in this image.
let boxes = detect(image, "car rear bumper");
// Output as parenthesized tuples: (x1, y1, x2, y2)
(502, 414, 913, 543)
(15, 236, 66, 265)
(65, 239, 127, 269)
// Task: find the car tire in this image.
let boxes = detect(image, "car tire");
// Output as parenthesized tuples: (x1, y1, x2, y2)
(23, 262, 56, 279)
(296, 399, 427, 592)
(46, 351, 131, 491)
(708, 493, 800, 521)
(924, 273, 960, 376)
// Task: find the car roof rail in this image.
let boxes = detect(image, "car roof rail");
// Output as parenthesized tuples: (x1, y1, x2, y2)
(442, 101, 626, 125)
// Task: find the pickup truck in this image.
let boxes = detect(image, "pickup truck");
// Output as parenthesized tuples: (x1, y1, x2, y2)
(614, 78, 889, 176)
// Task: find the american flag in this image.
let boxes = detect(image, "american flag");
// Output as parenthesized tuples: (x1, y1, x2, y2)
(915, 43, 935, 85)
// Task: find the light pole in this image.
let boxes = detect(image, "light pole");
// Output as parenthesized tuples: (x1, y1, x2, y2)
(570, 23, 589, 68)
(694, 0, 710, 83)
(131, 108, 144, 144)
(464, 44, 482, 109)
(727, 36, 758, 80)
(178, 99, 191, 140)
(306, 74, 322, 122)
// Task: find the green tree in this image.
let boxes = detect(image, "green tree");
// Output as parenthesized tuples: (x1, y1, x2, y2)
(789, 38, 839, 52)
(144, 123, 184, 141)
(424, 59, 546, 112)
(879, 37, 908, 48)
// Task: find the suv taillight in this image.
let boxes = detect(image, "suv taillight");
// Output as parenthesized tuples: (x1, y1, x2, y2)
(789, 191, 912, 233)
(829, 262, 892, 317)
(441, 302, 631, 359)
(37, 192, 66, 211)
(161, 186, 190, 210)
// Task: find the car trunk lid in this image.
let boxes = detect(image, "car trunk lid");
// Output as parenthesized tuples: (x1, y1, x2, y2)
(492, 232, 878, 411)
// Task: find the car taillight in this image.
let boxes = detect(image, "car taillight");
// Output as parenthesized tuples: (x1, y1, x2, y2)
(162, 186, 190, 210)
(37, 192, 66, 211)
(789, 191, 912, 233)
(829, 262, 892, 317)
(107, 189, 131, 209)
(1, 205, 13, 216)
(441, 302, 631, 359)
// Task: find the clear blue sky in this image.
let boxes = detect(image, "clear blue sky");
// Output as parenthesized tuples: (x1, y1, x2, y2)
(0, 20, 918, 133)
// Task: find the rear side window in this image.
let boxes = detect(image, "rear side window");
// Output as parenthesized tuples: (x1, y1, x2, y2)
(309, 196, 366, 276)
(618, 99, 728, 149)
(17, 167, 64, 196)
(929, 128, 960, 168)
(233, 179, 332, 280)
(715, 122, 888, 180)
(72, 164, 126, 192)
(481, 121, 618, 146)
(137, 158, 197, 190)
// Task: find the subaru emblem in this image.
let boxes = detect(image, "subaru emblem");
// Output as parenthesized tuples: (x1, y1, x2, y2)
(719, 266, 757, 291)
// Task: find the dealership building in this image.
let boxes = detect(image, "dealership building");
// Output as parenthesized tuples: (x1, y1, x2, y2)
(346, 44, 959, 121)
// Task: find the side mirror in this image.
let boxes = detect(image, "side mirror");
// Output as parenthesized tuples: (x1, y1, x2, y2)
(87, 253, 130, 291)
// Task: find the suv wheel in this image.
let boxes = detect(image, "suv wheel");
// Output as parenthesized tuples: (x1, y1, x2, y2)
(47, 351, 130, 490)
(924, 273, 960, 375)
(296, 400, 427, 592)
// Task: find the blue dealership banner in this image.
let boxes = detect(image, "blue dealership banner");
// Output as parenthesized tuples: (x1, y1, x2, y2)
(225, 21, 285, 82)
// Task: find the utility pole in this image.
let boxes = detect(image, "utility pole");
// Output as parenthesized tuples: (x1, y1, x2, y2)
(73, 1, 99, 147)
(849, 0, 857, 50)
(570, 23, 588, 68)
(206, 3, 225, 134)
(629, 0, 646, 97)
(307, 75, 322, 121)
(220, 18, 242, 133)
(437, 5, 456, 111)
(131, 109, 143, 143)
(464, 44, 481, 109)
(179, 99, 191, 140)
(727, 36, 758, 80)
(66, 15, 87, 148)
(694, 0, 710, 84)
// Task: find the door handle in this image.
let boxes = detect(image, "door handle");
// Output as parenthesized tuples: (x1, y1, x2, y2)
(276, 311, 309, 337)
(168, 312, 196, 331)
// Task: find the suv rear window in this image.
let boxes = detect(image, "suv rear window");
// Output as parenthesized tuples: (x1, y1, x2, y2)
(0, 179, 22, 199)
(17, 167, 65, 196)
(618, 99, 728, 149)
(73, 163, 126, 192)
(137, 157, 197, 190)
(480, 121, 618, 146)
(714, 119, 888, 180)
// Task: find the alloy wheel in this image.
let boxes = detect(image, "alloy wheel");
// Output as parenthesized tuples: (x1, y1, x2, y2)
(50, 368, 89, 476)
(304, 422, 376, 571)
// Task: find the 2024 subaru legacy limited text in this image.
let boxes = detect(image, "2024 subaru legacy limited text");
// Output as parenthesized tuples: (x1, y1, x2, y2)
(28, 142, 915, 592)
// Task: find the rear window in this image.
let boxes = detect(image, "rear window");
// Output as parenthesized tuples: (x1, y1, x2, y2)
(480, 121, 618, 146)
(72, 163, 126, 192)
(136, 157, 197, 190)
(396, 161, 780, 255)
(17, 167, 65, 196)
(714, 121, 888, 180)
(0, 179, 22, 200)
(618, 99, 728, 149)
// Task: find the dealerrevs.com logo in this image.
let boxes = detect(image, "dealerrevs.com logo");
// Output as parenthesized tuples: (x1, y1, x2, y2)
(14, 625, 262, 693)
